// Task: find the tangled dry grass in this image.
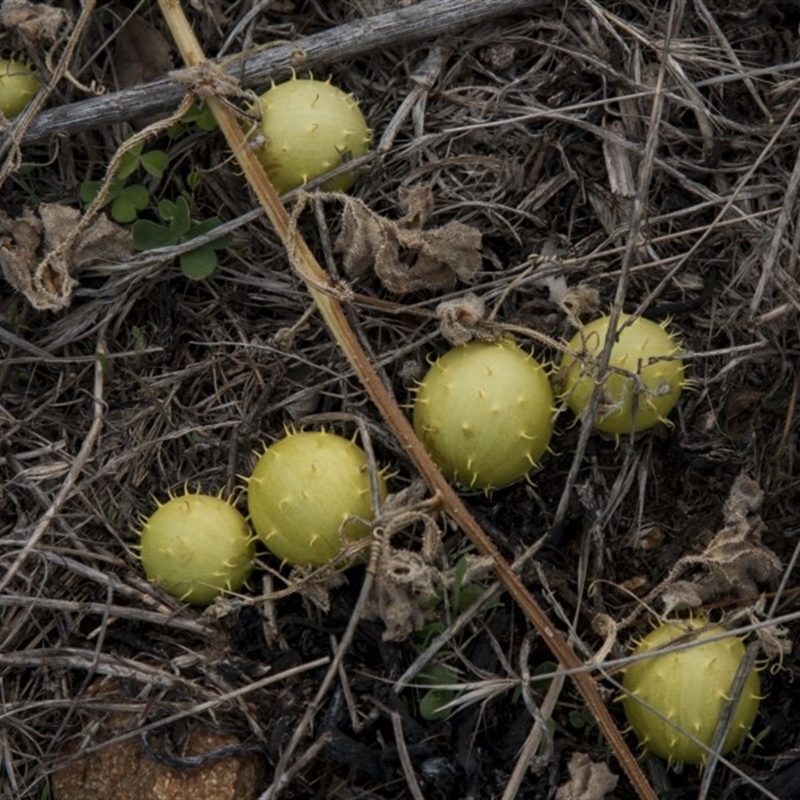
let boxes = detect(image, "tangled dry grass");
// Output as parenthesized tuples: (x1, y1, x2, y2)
(2, 0, 800, 798)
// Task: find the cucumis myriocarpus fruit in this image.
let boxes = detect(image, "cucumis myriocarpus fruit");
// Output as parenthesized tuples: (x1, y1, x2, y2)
(139, 491, 255, 606)
(412, 338, 555, 491)
(621, 619, 761, 765)
(0, 58, 40, 119)
(558, 313, 686, 434)
(253, 77, 371, 193)
(247, 430, 386, 566)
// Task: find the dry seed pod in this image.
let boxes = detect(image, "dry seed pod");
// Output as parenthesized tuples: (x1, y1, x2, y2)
(253, 77, 371, 193)
(559, 313, 685, 434)
(412, 339, 554, 490)
(139, 492, 254, 606)
(247, 430, 385, 566)
(621, 620, 761, 765)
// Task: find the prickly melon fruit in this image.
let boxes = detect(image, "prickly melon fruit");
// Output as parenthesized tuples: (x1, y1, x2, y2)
(247, 430, 385, 566)
(412, 339, 554, 491)
(559, 313, 685, 434)
(140, 492, 255, 606)
(621, 620, 760, 765)
(253, 77, 371, 193)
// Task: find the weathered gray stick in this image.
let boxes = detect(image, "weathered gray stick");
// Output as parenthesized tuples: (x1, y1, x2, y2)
(15, 0, 539, 145)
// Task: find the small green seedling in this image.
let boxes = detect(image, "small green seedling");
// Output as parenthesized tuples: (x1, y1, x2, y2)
(0, 57, 40, 119)
(139, 491, 255, 606)
(413, 554, 487, 647)
(170, 100, 218, 136)
(412, 339, 555, 490)
(247, 430, 386, 567)
(253, 77, 371, 194)
(621, 619, 761, 765)
(418, 664, 461, 721)
(132, 195, 232, 280)
(80, 142, 168, 224)
(558, 313, 685, 434)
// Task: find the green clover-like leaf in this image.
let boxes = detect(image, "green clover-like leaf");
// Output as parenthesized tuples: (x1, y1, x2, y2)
(183, 101, 217, 131)
(188, 216, 223, 238)
(132, 219, 179, 250)
(133, 194, 232, 280)
(110, 184, 150, 224)
(140, 149, 168, 178)
(180, 244, 219, 280)
(418, 665, 459, 721)
(79, 177, 124, 207)
(117, 144, 144, 181)
(157, 198, 176, 222)
(158, 196, 192, 237)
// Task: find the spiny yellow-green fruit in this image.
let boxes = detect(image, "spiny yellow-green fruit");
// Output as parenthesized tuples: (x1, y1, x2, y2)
(558, 313, 685, 434)
(139, 492, 255, 606)
(0, 58, 41, 119)
(621, 620, 761, 765)
(247, 431, 386, 566)
(253, 77, 371, 194)
(412, 339, 555, 490)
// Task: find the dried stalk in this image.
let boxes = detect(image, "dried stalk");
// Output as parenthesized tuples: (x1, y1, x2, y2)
(17, 0, 539, 145)
(155, 2, 657, 798)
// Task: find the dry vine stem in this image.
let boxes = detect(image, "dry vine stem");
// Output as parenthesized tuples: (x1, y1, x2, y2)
(19, 0, 539, 145)
(156, 2, 656, 798)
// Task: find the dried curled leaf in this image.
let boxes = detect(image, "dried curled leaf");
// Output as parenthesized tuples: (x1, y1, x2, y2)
(655, 474, 783, 614)
(365, 547, 492, 642)
(0, 204, 131, 311)
(555, 752, 618, 800)
(436, 292, 486, 345)
(542, 273, 600, 323)
(365, 546, 439, 641)
(0, 0, 71, 42)
(335, 185, 482, 294)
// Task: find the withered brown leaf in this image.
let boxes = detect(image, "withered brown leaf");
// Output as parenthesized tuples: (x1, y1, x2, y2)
(335, 186, 482, 294)
(111, 3, 174, 90)
(656, 474, 783, 614)
(1, 0, 71, 42)
(555, 752, 619, 800)
(0, 204, 131, 311)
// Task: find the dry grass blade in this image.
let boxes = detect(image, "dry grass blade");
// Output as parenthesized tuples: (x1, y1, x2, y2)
(155, 2, 656, 798)
(0, 338, 106, 596)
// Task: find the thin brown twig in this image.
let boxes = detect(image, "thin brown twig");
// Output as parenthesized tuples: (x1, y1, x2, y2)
(391, 709, 426, 800)
(501, 658, 566, 800)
